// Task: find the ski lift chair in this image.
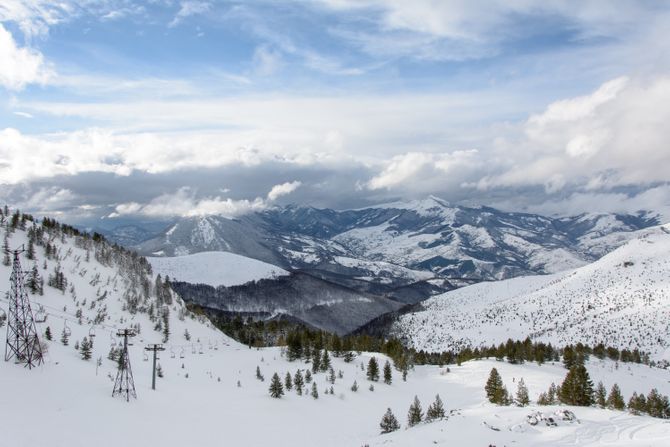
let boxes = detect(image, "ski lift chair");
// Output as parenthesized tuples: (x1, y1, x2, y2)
(34, 305, 47, 323)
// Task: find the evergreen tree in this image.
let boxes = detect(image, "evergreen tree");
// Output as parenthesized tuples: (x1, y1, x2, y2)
(312, 348, 321, 373)
(380, 408, 400, 434)
(294, 370, 304, 395)
(516, 378, 530, 406)
(269, 372, 284, 398)
(547, 382, 558, 404)
(44, 326, 52, 341)
(485, 367, 506, 404)
(61, 328, 69, 346)
(305, 370, 312, 383)
(321, 350, 331, 372)
(426, 394, 445, 421)
(284, 372, 293, 391)
(606, 383, 625, 410)
(646, 389, 670, 418)
(311, 382, 319, 399)
(80, 337, 92, 360)
(328, 366, 336, 384)
(595, 381, 607, 408)
(351, 380, 358, 392)
(256, 365, 264, 381)
(558, 365, 594, 406)
(628, 392, 646, 415)
(367, 356, 380, 381)
(383, 360, 392, 385)
(184, 329, 191, 341)
(2, 236, 10, 267)
(161, 307, 170, 343)
(407, 395, 423, 427)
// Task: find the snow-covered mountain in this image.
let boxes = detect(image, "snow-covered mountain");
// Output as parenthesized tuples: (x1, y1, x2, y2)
(136, 197, 657, 283)
(392, 224, 670, 359)
(148, 251, 289, 287)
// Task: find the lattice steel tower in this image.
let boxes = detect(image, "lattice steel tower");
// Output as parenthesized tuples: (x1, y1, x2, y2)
(4, 247, 43, 368)
(113, 328, 137, 401)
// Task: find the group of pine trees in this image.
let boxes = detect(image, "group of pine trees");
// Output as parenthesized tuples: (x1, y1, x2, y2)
(486, 364, 670, 419)
(379, 395, 445, 434)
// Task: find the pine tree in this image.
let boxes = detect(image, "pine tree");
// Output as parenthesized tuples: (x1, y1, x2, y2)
(161, 307, 170, 343)
(407, 395, 423, 427)
(351, 380, 359, 392)
(367, 356, 380, 382)
(80, 336, 92, 360)
(256, 366, 264, 381)
(595, 381, 607, 408)
(44, 326, 52, 341)
(269, 372, 284, 398)
(311, 382, 319, 399)
(426, 394, 445, 421)
(284, 372, 293, 391)
(547, 382, 558, 404)
(485, 367, 505, 404)
(516, 378, 530, 406)
(607, 383, 625, 410)
(628, 392, 646, 415)
(2, 236, 10, 267)
(294, 370, 304, 395)
(328, 366, 336, 384)
(383, 360, 392, 385)
(184, 329, 191, 341)
(558, 365, 594, 406)
(305, 370, 312, 383)
(380, 408, 400, 434)
(321, 350, 331, 372)
(646, 389, 670, 418)
(312, 348, 321, 373)
(61, 328, 69, 346)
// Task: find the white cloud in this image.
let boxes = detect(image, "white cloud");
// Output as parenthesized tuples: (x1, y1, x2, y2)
(367, 150, 480, 191)
(316, 0, 660, 60)
(110, 181, 302, 218)
(169, 1, 211, 28)
(474, 75, 670, 192)
(0, 23, 52, 90)
(252, 45, 282, 76)
(517, 185, 670, 222)
(267, 181, 301, 201)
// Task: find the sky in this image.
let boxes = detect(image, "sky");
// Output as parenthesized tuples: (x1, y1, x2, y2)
(1, 0, 670, 224)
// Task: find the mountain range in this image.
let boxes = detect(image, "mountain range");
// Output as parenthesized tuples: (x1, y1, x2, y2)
(98, 197, 659, 333)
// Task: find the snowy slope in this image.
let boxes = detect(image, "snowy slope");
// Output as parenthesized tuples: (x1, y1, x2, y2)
(393, 225, 670, 358)
(148, 251, 288, 287)
(2, 218, 670, 447)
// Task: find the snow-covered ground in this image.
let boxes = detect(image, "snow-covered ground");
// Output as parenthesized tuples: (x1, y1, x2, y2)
(394, 224, 670, 358)
(148, 251, 288, 287)
(2, 220, 670, 446)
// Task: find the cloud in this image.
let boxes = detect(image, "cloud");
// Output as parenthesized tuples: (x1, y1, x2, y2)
(110, 181, 302, 218)
(503, 185, 670, 222)
(169, 1, 211, 28)
(475, 76, 670, 192)
(314, 0, 661, 60)
(252, 45, 282, 76)
(267, 181, 301, 201)
(0, 23, 53, 90)
(367, 150, 480, 191)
